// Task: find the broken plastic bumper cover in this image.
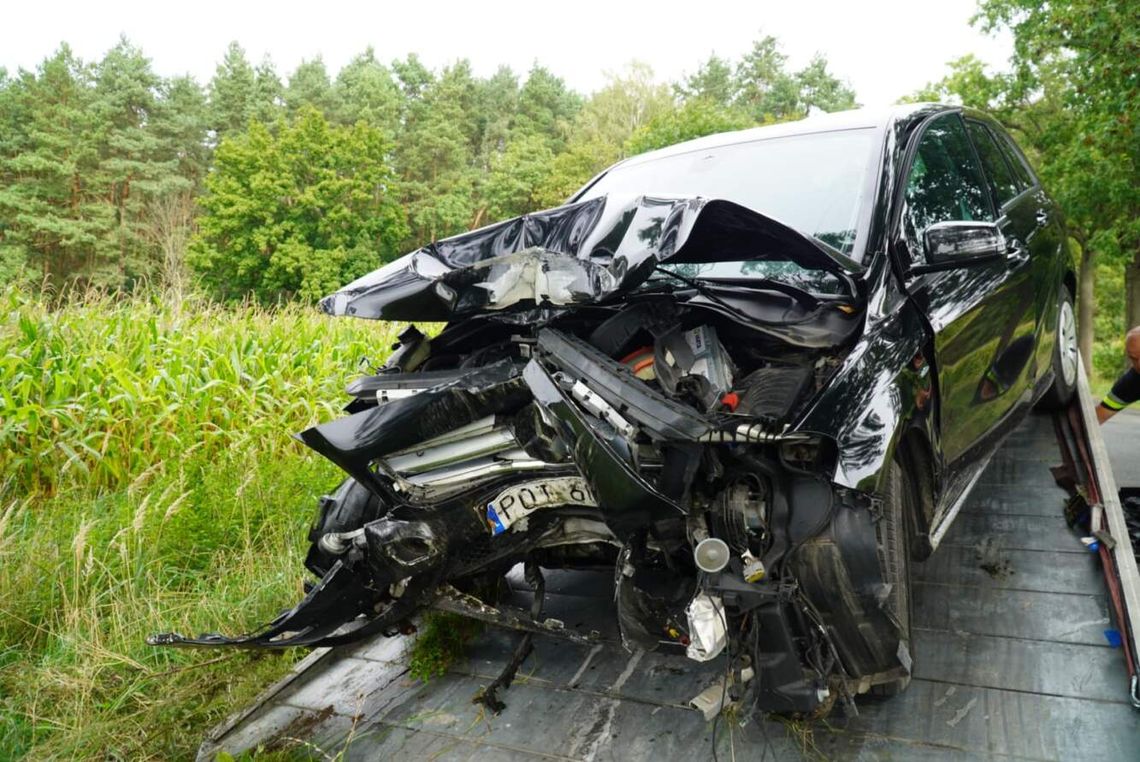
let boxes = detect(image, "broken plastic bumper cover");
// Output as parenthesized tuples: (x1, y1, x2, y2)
(147, 331, 821, 652)
(146, 560, 432, 649)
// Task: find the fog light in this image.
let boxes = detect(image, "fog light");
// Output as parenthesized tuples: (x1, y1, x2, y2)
(694, 537, 730, 573)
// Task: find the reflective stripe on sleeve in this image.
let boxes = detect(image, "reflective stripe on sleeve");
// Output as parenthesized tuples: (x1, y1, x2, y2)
(1103, 393, 1128, 411)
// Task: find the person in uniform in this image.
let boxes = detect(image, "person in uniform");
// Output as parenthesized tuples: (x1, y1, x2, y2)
(1097, 327, 1140, 423)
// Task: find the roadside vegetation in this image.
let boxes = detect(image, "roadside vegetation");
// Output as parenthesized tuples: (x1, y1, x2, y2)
(0, 287, 398, 758)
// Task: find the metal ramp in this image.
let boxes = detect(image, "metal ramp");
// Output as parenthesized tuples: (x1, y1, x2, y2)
(199, 411, 1140, 761)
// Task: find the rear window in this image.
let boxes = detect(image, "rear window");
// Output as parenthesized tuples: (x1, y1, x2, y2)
(966, 121, 1022, 207)
(579, 129, 877, 258)
(995, 130, 1037, 189)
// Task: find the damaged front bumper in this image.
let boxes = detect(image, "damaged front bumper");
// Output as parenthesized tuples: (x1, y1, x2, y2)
(151, 324, 908, 715)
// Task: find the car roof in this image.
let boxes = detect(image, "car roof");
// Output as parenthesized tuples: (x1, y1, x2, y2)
(617, 103, 949, 170)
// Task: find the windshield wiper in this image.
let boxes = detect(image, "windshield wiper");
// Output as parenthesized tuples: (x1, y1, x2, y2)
(646, 266, 813, 326)
(650, 266, 829, 311)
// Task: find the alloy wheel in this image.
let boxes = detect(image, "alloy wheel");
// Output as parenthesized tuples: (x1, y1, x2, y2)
(1059, 298, 1078, 387)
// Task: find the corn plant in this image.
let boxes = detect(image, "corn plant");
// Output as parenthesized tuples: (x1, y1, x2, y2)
(0, 287, 402, 759)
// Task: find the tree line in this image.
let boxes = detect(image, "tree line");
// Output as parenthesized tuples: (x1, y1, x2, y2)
(0, 35, 854, 301)
(1, 0, 1135, 378)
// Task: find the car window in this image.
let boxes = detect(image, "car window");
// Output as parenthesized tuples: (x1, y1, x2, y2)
(903, 114, 994, 256)
(994, 129, 1037, 189)
(966, 120, 1021, 208)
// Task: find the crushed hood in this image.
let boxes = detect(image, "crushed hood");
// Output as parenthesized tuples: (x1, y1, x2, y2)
(321, 194, 864, 321)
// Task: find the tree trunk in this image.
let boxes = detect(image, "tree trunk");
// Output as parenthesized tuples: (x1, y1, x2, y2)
(1078, 244, 1096, 375)
(1126, 259, 1140, 335)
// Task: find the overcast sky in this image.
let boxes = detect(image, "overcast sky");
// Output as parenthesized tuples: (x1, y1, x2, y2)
(2, 0, 1011, 106)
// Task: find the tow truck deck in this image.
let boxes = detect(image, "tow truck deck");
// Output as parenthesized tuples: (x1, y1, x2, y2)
(199, 372, 1140, 760)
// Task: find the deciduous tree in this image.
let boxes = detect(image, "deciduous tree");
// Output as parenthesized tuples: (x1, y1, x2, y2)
(189, 108, 407, 302)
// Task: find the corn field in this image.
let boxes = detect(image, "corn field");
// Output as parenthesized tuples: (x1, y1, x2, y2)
(0, 288, 401, 759)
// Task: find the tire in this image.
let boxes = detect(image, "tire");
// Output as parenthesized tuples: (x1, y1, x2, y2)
(305, 477, 382, 577)
(1037, 287, 1078, 410)
(869, 460, 914, 697)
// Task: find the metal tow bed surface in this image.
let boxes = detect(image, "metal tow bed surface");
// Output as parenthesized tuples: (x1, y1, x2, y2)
(198, 372, 1140, 761)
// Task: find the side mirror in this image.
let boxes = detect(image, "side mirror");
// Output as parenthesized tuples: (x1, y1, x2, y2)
(922, 221, 1005, 264)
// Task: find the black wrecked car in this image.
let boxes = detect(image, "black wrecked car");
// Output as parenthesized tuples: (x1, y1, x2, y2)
(152, 104, 1078, 716)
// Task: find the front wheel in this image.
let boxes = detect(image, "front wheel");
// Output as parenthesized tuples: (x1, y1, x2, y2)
(1037, 287, 1078, 410)
(869, 459, 914, 697)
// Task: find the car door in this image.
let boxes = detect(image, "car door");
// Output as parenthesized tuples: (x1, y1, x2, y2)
(990, 122, 1067, 389)
(895, 112, 1038, 480)
(964, 118, 1060, 389)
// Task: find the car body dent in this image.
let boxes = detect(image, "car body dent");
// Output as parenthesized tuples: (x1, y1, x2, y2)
(796, 259, 934, 493)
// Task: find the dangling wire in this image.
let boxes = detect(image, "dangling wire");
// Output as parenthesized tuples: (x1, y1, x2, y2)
(710, 590, 730, 762)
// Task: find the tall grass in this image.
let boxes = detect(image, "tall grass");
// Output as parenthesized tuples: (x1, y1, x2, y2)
(0, 288, 401, 759)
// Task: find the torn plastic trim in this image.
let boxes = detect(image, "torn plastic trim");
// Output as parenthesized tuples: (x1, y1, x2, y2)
(523, 359, 685, 537)
(346, 368, 470, 402)
(536, 328, 712, 442)
(320, 194, 864, 322)
(536, 328, 809, 446)
(297, 359, 529, 498)
(146, 560, 419, 649)
(432, 585, 609, 647)
(691, 667, 756, 721)
(568, 379, 636, 438)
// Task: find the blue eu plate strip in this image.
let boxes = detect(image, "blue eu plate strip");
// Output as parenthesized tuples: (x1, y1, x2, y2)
(486, 503, 506, 535)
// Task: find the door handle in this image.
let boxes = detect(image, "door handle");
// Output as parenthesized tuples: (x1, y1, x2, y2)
(1005, 239, 1028, 264)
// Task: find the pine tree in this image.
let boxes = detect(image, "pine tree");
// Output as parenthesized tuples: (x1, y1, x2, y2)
(207, 42, 282, 140)
(91, 39, 188, 286)
(677, 54, 737, 107)
(513, 65, 581, 151)
(285, 57, 336, 118)
(331, 48, 402, 136)
(395, 63, 479, 245)
(0, 45, 106, 288)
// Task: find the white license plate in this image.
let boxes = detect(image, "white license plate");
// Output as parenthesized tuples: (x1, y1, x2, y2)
(485, 477, 596, 535)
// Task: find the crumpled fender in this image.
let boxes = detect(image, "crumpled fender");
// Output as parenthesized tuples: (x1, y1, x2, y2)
(796, 278, 934, 494)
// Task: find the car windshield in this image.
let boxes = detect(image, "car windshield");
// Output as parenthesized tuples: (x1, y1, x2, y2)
(578, 128, 877, 281)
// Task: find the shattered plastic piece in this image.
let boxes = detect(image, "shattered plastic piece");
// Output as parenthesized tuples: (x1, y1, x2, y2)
(685, 593, 728, 662)
(691, 667, 755, 721)
(569, 380, 636, 437)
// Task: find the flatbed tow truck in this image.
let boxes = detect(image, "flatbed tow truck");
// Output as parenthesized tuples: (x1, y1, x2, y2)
(197, 367, 1140, 761)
